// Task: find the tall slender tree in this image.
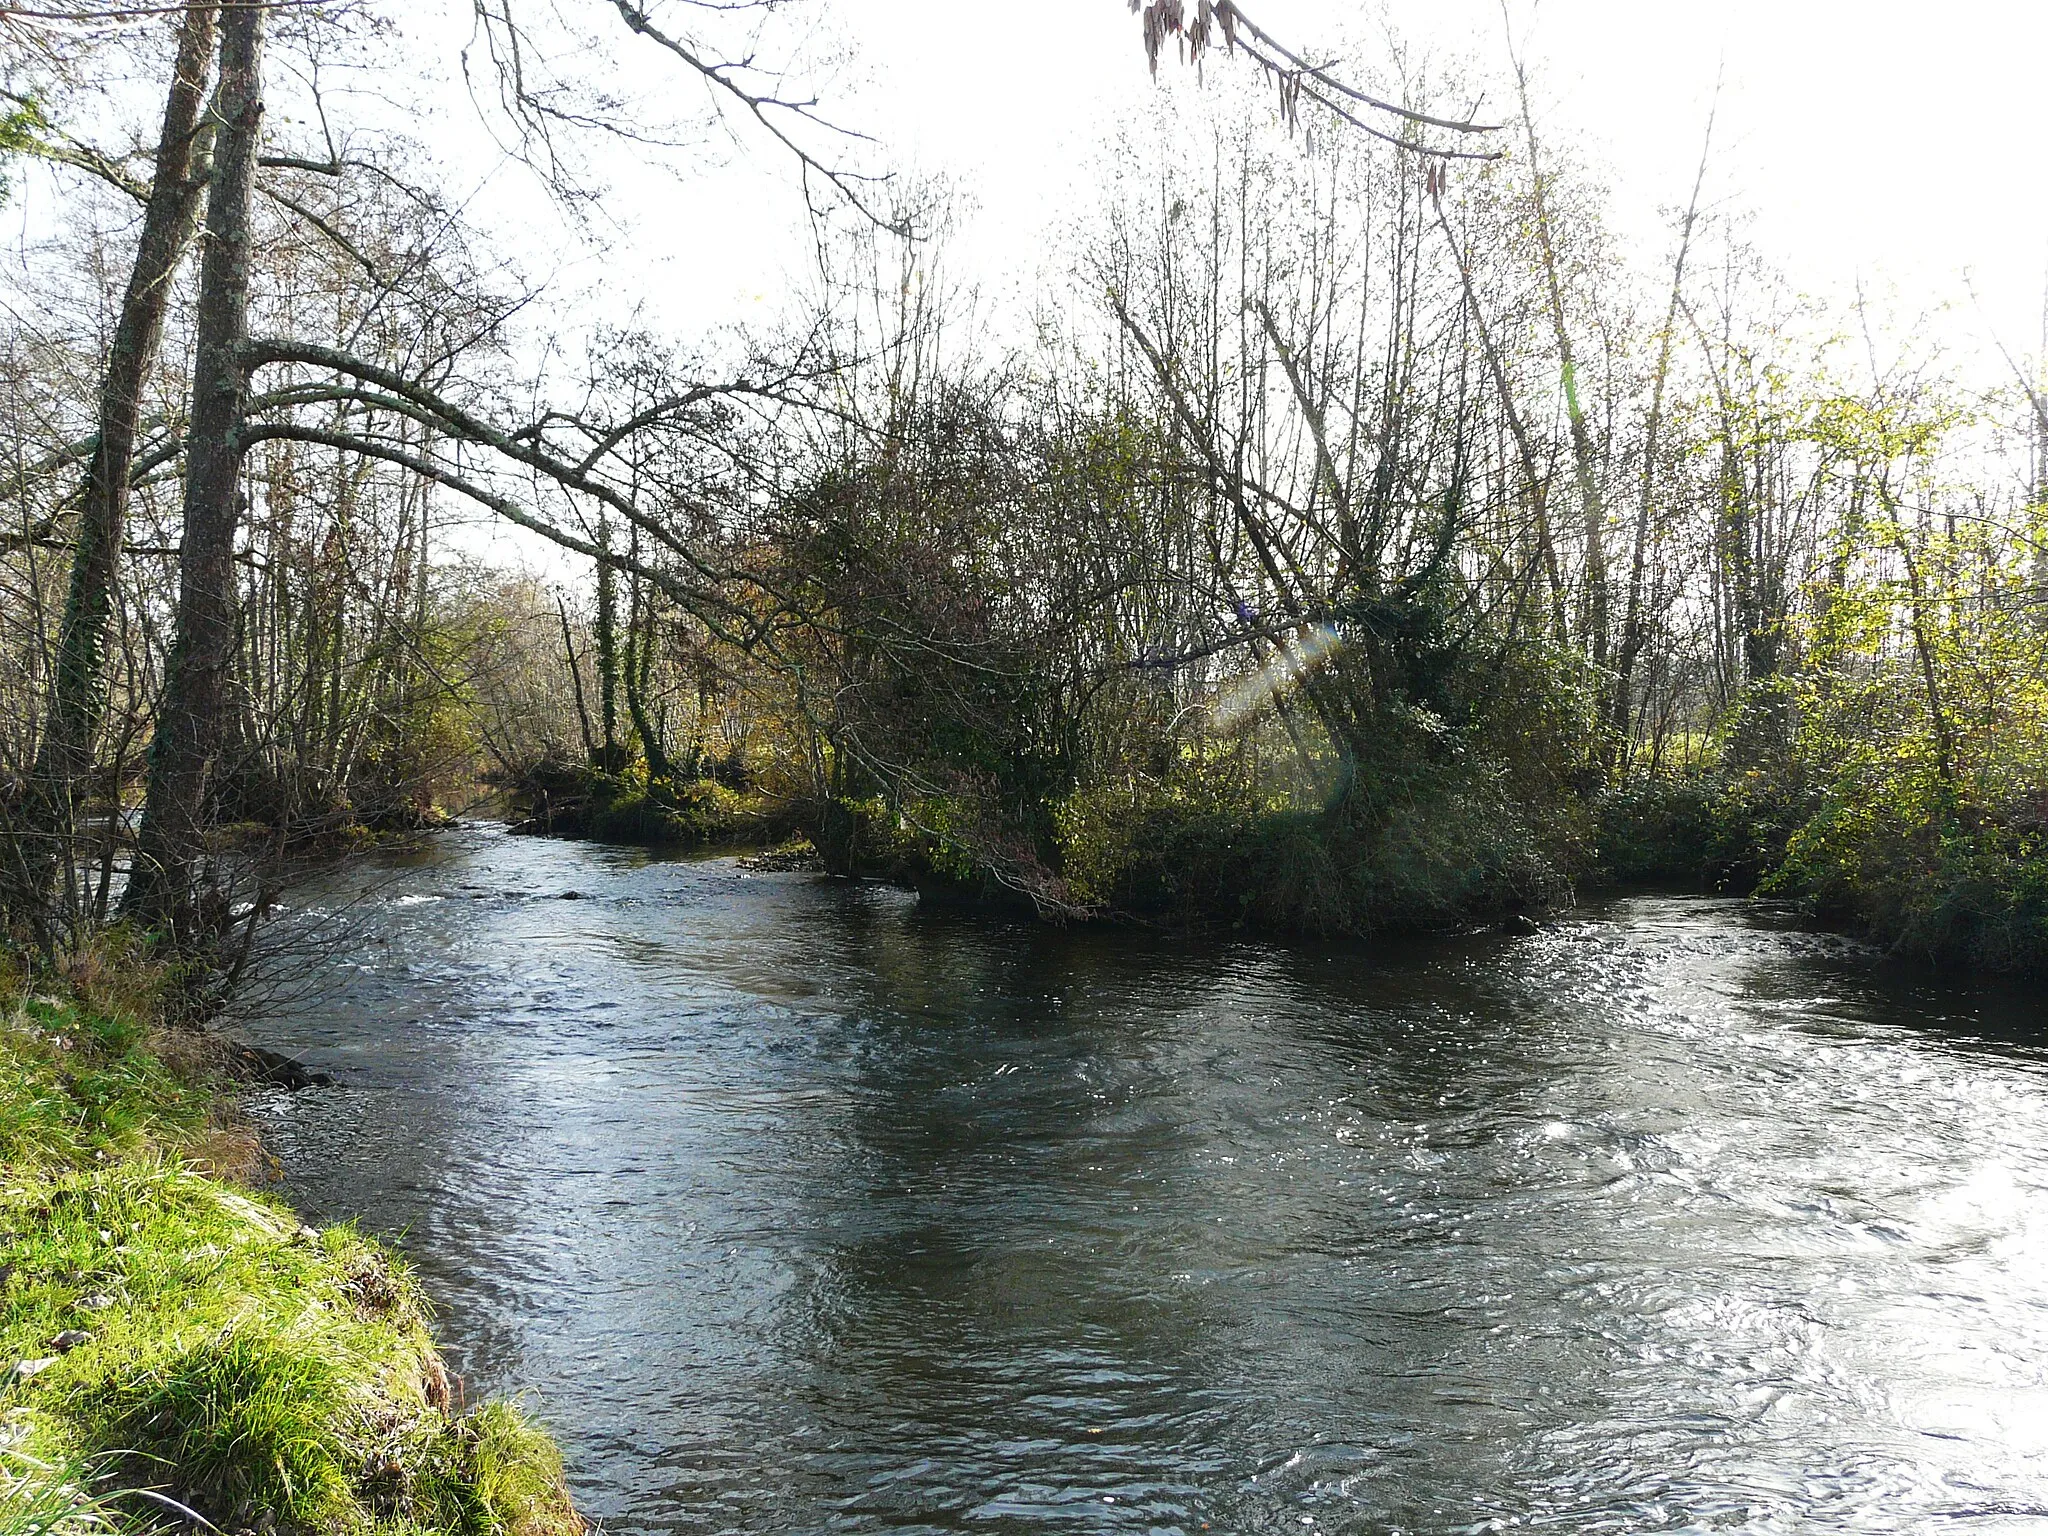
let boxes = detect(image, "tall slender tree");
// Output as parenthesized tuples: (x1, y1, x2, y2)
(5, 3, 217, 928)
(125, 2, 264, 940)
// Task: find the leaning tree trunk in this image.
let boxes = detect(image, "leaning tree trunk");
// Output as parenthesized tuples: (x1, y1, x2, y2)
(6, 3, 219, 930)
(125, 6, 265, 943)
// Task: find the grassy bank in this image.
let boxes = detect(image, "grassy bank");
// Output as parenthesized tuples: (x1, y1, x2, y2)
(0, 951, 581, 1536)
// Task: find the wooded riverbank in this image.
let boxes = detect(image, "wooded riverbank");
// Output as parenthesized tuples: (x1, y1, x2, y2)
(499, 754, 2048, 973)
(3, 1, 2043, 1000)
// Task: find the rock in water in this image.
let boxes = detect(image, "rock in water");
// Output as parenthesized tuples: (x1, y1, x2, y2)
(226, 1043, 336, 1090)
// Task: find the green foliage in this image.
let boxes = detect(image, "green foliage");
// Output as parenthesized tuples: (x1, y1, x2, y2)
(1594, 758, 1807, 888)
(1601, 484, 2048, 971)
(1767, 770, 2048, 968)
(1053, 639, 1592, 934)
(591, 775, 768, 846)
(0, 97, 47, 206)
(814, 794, 995, 892)
(505, 757, 789, 848)
(1763, 489, 2048, 966)
(1055, 762, 1571, 934)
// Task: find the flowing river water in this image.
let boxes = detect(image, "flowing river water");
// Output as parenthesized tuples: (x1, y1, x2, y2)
(241, 823, 2048, 1535)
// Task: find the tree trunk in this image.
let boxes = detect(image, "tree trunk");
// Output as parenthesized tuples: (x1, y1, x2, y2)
(6, 3, 218, 927)
(125, 5, 265, 941)
(1882, 484, 1958, 787)
(622, 527, 674, 782)
(1608, 105, 1713, 763)
(1510, 59, 1608, 676)
(556, 591, 597, 759)
(593, 514, 622, 769)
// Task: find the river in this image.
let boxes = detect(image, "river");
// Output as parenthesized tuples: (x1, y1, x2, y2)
(240, 822, 2048, 1534)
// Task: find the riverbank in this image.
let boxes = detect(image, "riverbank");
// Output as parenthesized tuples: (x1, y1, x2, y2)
(502, 759, 1574, 937)
(1595, 768, 2048, 974)
(0, 945, 582, 1536)
(499, 757, 801, 850)
(491, 767, 2048, 980)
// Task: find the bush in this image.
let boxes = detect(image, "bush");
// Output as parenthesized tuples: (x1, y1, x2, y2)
(1768, 755, 2048, 970)
(1055, 755, 1574, 935)
(501, 756, 793, 848)
(1593, 768, 1806, 888)
(1594, 692, 2048, 973)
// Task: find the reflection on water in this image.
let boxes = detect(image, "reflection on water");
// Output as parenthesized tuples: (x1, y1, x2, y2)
(243, 824, 2048, 1534)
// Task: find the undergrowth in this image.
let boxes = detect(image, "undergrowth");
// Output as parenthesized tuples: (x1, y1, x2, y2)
(1594, 731, 2048, 973)
(501, 756, 793, 849)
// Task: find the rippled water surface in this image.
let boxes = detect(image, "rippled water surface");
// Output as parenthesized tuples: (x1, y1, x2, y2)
(244, 825, 2048, 1534)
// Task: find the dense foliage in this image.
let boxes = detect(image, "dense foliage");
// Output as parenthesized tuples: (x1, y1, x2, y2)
(0, 6, 2040, 970)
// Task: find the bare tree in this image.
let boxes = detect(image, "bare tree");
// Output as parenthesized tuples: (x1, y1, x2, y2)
(1124, 0, 1502, 158)
(5, 2, 217, 935)
(125, 1, 264, 939)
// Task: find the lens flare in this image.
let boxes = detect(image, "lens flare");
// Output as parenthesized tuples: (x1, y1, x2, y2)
(1209, 623, 1345, 731)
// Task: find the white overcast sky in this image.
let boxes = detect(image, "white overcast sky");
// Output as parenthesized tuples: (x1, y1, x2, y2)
(12, 1, 2044, 366)
(14, 0, 2042, 521)
(485, 0, 2045, 369)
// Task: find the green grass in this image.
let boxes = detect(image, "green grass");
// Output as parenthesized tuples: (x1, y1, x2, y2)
(0, 975, 582, 1536)
(1, 1451, 126, 1536)
(0, 999, 210, 1173)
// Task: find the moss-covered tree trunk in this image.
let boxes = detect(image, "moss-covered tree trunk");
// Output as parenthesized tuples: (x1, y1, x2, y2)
(591, 516, 624, 770)
(622, 552, 674, 783)
(125, 6, 265, 943)
(6, 4, 219, 928)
